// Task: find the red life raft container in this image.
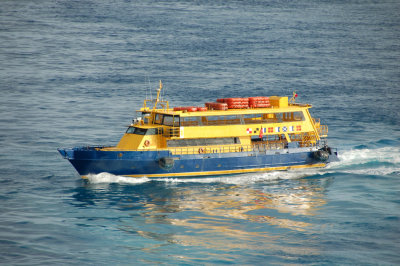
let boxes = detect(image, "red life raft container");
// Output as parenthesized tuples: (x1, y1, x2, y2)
(217, 98, 249, 109)
(249, 97, 271, 108)
(173, 106, 198, 112)
(205, 102, 228, 110)
(197, 107, 208, 111)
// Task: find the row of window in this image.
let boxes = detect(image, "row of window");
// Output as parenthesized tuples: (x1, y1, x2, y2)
(152, 112, 305, 127)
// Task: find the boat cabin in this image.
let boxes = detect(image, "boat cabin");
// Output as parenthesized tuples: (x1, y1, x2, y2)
(102, 83, 327, 155)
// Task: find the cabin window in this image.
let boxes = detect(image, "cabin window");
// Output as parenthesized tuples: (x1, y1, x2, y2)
(126, 127, 158, 135)
(180, 116, 201, 126)
(203, 115, 242, 126)
(126, 127, 146, 135)
(243, 114, 263, 124)
(142, 112, 151, 124)
(242, 112, 305, 124)
(154, 114, 163, 125)
(134, 111, 151, 124)
(162, 115, 180, 127)
(282, 112, 305, 121)
(146, 128, 158, 135)
(180, 115, 243, 126)
(275, 113, 283, 122)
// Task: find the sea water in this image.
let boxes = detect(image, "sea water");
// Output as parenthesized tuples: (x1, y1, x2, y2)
(1, 0, 399, 265)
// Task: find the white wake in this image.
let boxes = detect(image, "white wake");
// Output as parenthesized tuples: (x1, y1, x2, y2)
(85, 146, 400, 185)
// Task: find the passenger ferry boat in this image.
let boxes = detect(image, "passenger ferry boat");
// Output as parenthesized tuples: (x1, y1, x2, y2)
(58, 81, 338, 178)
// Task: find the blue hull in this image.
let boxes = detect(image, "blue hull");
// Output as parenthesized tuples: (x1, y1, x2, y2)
(58, 146, 339, 178)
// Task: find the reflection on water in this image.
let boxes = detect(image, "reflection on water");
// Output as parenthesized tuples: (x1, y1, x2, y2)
(73, 174, 333, 259)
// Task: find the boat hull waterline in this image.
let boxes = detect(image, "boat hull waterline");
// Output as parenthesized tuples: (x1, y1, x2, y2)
(58, 146, 339, 178)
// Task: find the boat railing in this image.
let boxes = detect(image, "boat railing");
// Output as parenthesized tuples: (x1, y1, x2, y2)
(162, 127, 180, 138)
(170, 145, 250, 155)
(171, 117, 305, 128)
(318, 125, 328, 137)
(168, 141, 316, 155)
(312, 118, 328, 138)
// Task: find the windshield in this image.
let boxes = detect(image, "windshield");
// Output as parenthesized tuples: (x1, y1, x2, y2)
(126, 127, 158, 135)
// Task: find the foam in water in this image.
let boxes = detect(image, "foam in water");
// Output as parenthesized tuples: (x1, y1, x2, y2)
(340, 167, 400, 176)
(328, 147, 400, 176)
(336, 146, 400, 166)
(156, 168, 324, 185)
(85, 168, 323, 185)
(87, 172, 150, 184)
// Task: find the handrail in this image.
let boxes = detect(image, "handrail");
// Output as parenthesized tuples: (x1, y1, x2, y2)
(312, 118, 328, 138)
(318, 125, 328, 137)
(167, 141, 317, 155)
(178, 117, 302, 127)
(162, 127, 180, 138)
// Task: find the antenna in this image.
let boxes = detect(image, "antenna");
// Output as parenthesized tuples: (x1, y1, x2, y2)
(152, 80, 163, 110)
(162, 80, 165, 102)
(144, 76, 148, 100)
(289, 90, 298, 104)
(148, 77, 152, 101)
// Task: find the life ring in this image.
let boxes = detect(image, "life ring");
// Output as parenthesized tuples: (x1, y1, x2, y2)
(198, 148, 204, 154)
(144, 140, 150, 147)
(159, 157, 174, 170)
(313, 150, 329, 162)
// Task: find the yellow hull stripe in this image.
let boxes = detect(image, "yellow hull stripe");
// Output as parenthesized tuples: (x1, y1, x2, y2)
(82, 163, 326, 179)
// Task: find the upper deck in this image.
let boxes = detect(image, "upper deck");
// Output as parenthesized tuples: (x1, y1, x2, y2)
(103, 82, 328, 151)
(142, 103, 311, 116)
(137, 101, 313, 129)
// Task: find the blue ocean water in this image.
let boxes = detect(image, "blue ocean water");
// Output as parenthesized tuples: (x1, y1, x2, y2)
(1, 0, 400, 264)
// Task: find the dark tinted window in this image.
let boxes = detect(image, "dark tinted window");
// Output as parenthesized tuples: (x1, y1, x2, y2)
(181, 116, 200, 126)
(162, 115, 180, 126)
(146, 128, 158, 135)
(126, 127, 158, 135)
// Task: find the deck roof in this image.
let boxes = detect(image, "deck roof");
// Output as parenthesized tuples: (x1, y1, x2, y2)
(139, 104, 312, 117)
